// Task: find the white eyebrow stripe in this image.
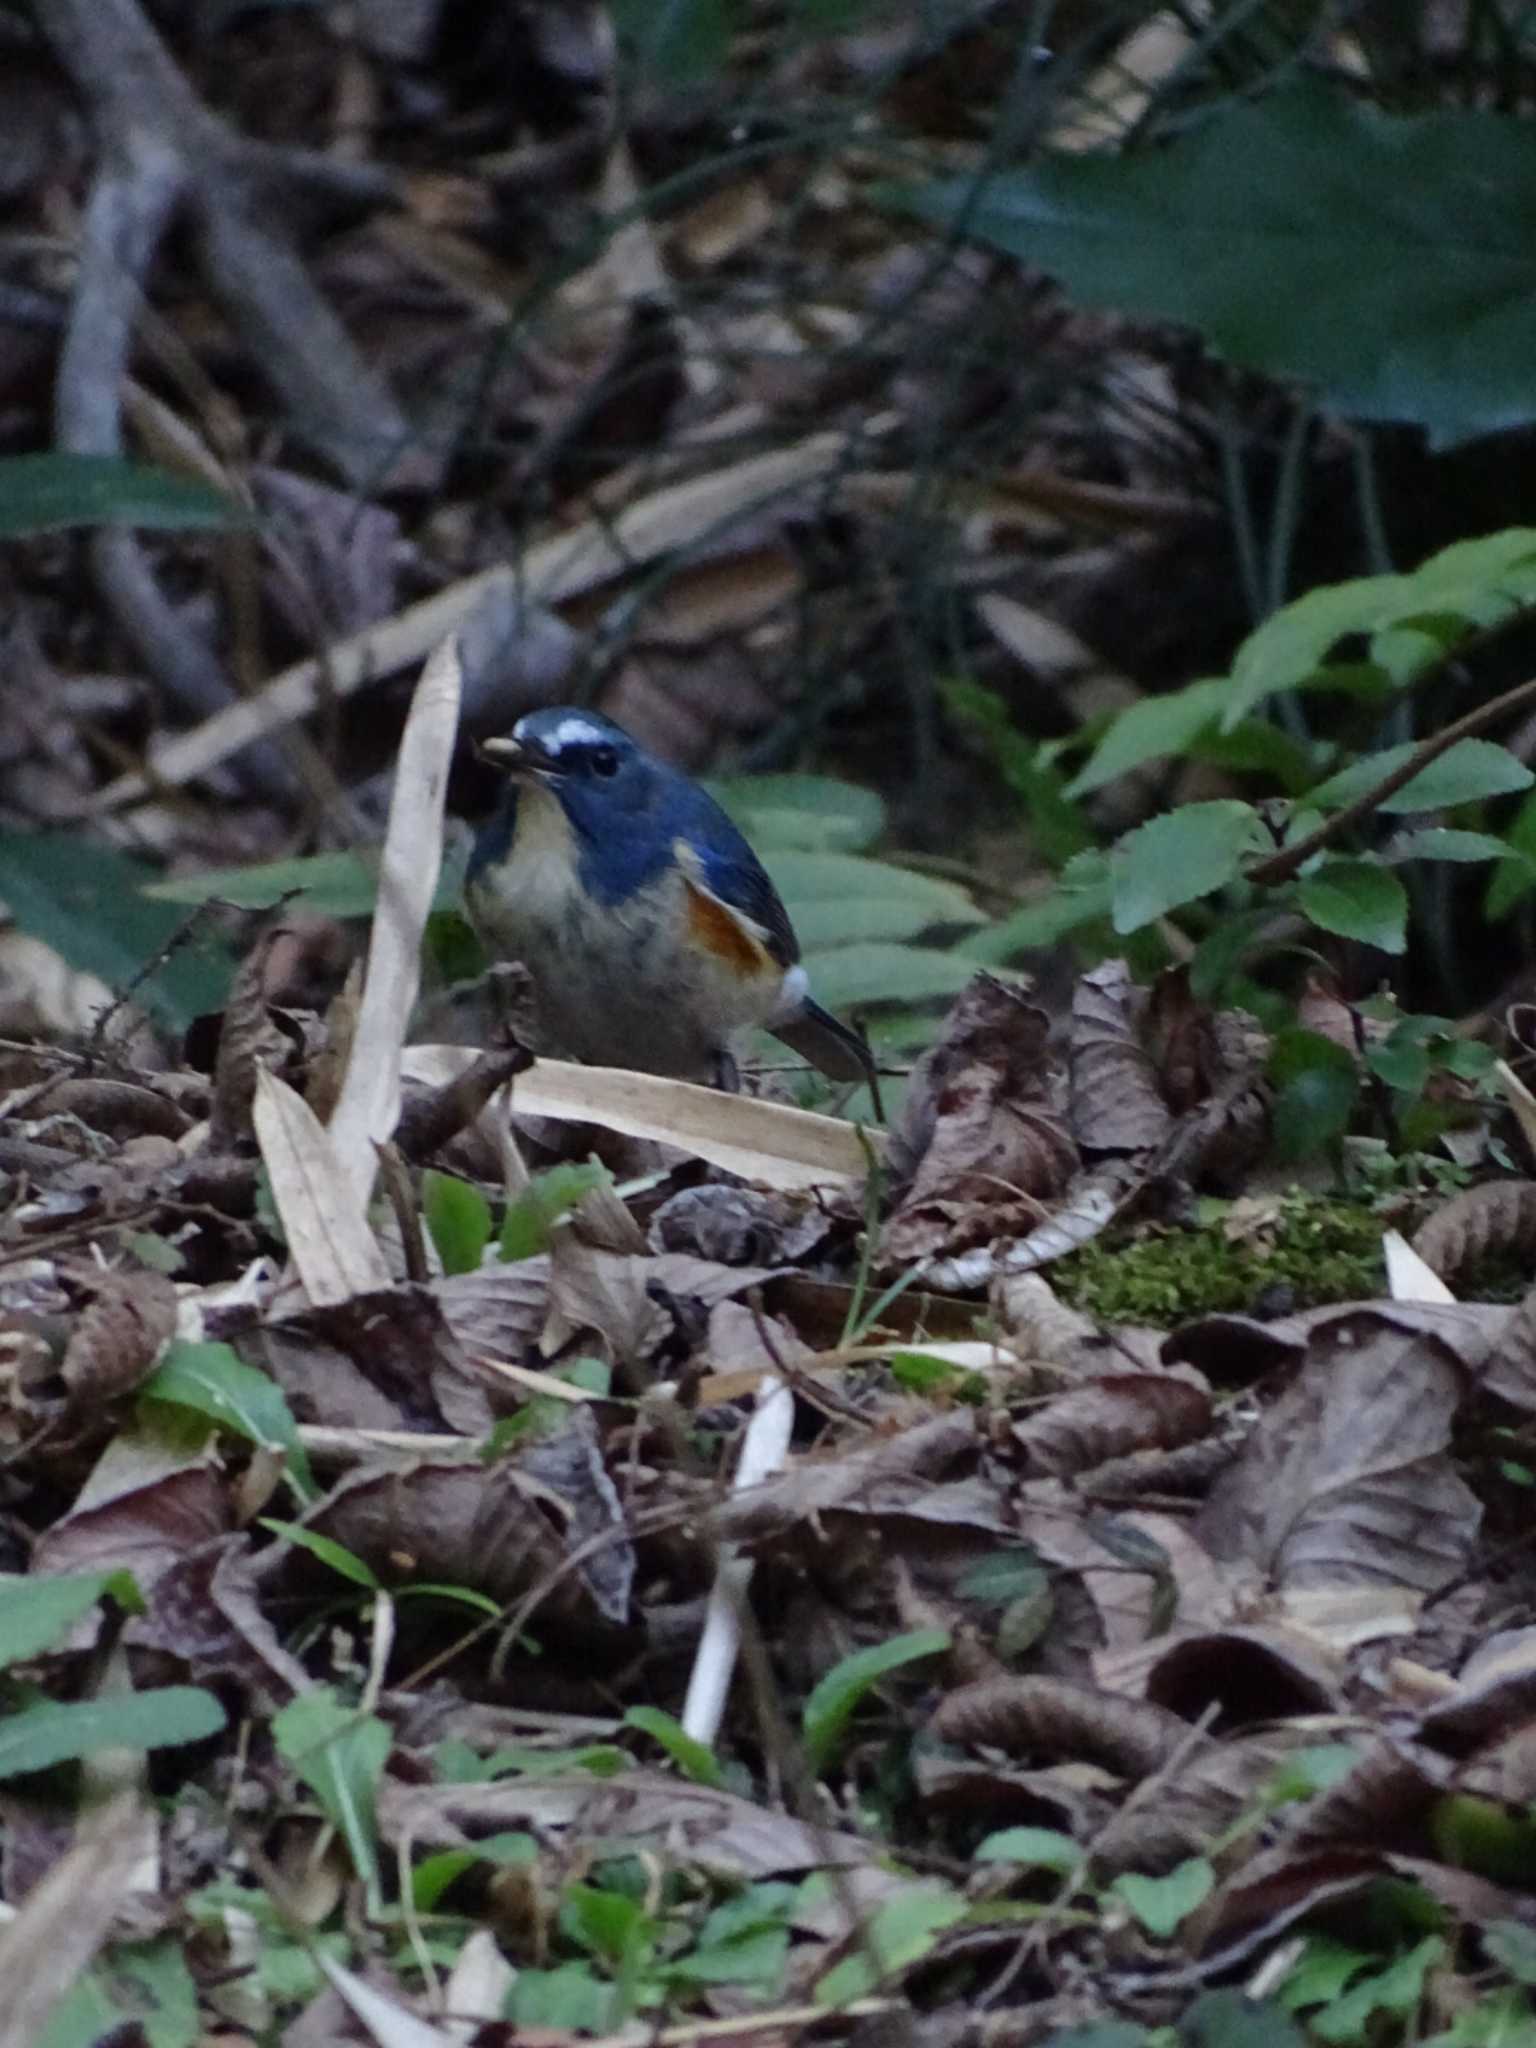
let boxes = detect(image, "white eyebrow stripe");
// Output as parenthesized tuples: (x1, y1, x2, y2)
(539, 715, 607, 752)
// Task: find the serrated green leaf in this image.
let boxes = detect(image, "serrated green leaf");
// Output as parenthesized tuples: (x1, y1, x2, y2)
(801, 1625, 949, 1773)
(1387, 827, 1518, 865)
(708, 774, 885, 852)
(0, 1686, 225, 1778)
(962, 851, 1114, 960)
(0, 453, 242, 536)
(143, 1339, 317, 1503)
(1297, 860, 1408, 953)
(815, 1885, 966, 2004)
(1309, 737, 1533, 813)
(889, 81, 1536, 449)
(421, 1170, 493, 1276)
(0, 832, 234, 1030)
(1112, 1857, 1214, 1938)
(1067, 678, 1229, 797)
(1111, 802, 1258, 933)
(0, 1569, 142, 1670)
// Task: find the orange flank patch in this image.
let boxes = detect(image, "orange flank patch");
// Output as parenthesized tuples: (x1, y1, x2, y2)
(683, 879, 772, 976)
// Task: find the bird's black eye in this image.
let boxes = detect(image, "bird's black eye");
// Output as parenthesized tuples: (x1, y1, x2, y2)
(589, 744, 620, 778)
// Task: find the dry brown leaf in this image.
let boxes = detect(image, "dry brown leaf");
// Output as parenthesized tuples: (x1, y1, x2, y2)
(931, 1674, 1198, 1779)
(1413, 1178, 1536, 1285)
(883, 974, 1074, 1266)
(1198, 1308, 1482, 1591)
(57, 1262, 177, 1405)
(1070, 959, 1172, 1154)
(1014, 1374, 1211, 1478)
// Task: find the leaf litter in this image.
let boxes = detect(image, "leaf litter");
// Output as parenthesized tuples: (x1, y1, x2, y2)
(7, 10, 1536, 2045)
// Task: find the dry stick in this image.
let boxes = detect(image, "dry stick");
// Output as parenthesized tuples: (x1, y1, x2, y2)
(1245, 670, 1536, 888)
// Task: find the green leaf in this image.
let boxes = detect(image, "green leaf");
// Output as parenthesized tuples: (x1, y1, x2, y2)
(1110, 802, 1258, 933)
(889, 82, 1536, 449)
(0, 832, 234, 1030)
(624, 1706, 727, 1788)
(1111, 1857, 1214, 1938)
(799, 941, 984, 1010)
(975, 1826, 1083, 1875)
(145, 843, 470, 919)
(0, 1686, 225, 1778)
(665, 1924, 788, 1988)
(766, 851, 982, 948)
(1309, 738, 1533, 813)
(498, 1161, 609, 1262)
(0, 453, 242, 536)
(511, 1961, 616, 2032)
(421, 1170, 493, 1276)
(1387, 828, 1518, 865)
(1484, 1921, 1536, 1988)
(1269, 1027, 1360, 1162)
(946, 679, 1094, 865)
(708, 774, 886, 852)
(1297, 860, 1408, 953)
(271, 1685, 391, 1906)
(1182, 1988, 1306, 2048)
(815, 1885, 967, 2003)
(143, 1340, 317, 1503)
(1067, 679, 1229, 798)
(1489, 786, 1536, 918)
(0, 1569, 142, 1670)
(1041, 2028, 1148, 2048)
(610, 0, 733, 80)
(1309, 1935, 1446, 2045)
(411, 1831, 536, 1911)
(260, 1520, 380, 1589)
(963, 851, 1114, 959)
(801, 1625, 949, 1773)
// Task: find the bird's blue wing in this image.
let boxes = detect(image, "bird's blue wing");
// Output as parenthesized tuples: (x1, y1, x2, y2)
(671, 784, 799, 968)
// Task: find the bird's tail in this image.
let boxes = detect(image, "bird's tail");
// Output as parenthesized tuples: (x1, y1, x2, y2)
(772, 1000, 883, 1116)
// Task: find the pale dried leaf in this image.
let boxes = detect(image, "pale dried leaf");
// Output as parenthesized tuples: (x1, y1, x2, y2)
(328, 633, 461, 1211)
(0, 1797, 153, 2048)
(253, 1068, 391, 1305)
(1412, 1179, 1536, 1287)
(1070, 959, 1172, 1154)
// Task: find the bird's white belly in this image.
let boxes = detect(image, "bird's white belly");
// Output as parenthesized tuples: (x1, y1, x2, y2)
(467, 827, 783, 1079)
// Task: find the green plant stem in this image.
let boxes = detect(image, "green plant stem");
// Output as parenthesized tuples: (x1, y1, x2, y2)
(1245, 669, 1536, 888)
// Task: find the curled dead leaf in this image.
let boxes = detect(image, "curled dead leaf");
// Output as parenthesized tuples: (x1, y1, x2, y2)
(931, 1673, 1198, 1779)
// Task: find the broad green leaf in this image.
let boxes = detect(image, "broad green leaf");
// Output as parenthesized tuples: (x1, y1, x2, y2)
(1110, 802, 1258, 933)
(1489, 786, 1536, 917)
(499, 1161, 609, 1262)
(1111, 1857, 1214, 1937)
(0, 1569, 142, 1670)
(1067, 678, 1229, 797)
(0, 453, 241, 536)
(37, 1977, 123, 2048)
(511, 1962, 615, 2032)
(1039, 2029, 1147, 2048)
(962, 851, 1113, 959)
(664, 1924, 788, 1988)
(624, 1705, 727, 1789)
(890, 82, 1536, 448)
(1308, 737, 1533, 813)
(802, 941, 983, 1010)
(1183, 1988, 1307, 2048)
(272, 1685, 391, 1908)
(0, 832, 233, 1030)
(0, 1686, 225, 1778)
(1297, 860, 1408, 953)
(815, 1884, 966, 2003)
(1269, 1027, 1360, 1162)
(801, 1625, 949, 1773)
(766, 851, 982, 948)
(145, 843, 470, 918)
(975, 1826, 1083, 1875)
(1264, 1744, 1362, 1804)
(421, 1170, 493, 1276)
(260, 1520, 380, 1589)
(946, 679, 1094, 865)
(106, 1936, 200, 2048)
(1387, 828, 1518, 865)
(1278, 1936, 1376, 2011)
(143, 1340, 317, 1503)
(708, 774, 885, 852)
(1484, 1921, 1536, 1988)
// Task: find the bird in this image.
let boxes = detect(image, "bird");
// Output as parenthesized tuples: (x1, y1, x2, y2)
(465, 706, 880, 1108)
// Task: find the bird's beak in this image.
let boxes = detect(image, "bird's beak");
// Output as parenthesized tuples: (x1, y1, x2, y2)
(478, 734, 557, 777)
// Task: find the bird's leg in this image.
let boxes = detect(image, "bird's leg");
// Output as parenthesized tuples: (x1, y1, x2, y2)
(710, 1048, 742, 1093)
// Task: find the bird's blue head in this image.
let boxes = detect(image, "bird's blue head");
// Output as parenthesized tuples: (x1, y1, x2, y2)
(472, 707, 688, 903)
